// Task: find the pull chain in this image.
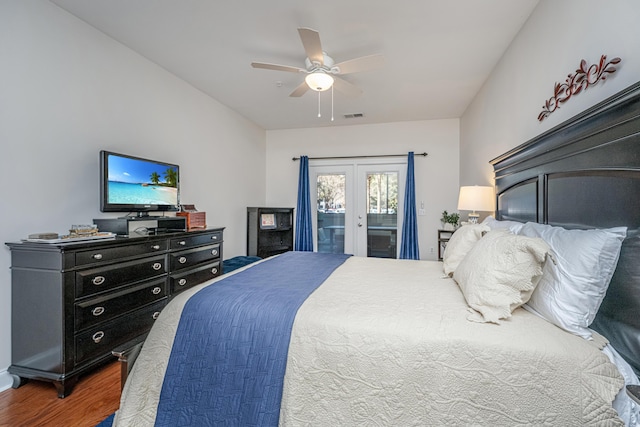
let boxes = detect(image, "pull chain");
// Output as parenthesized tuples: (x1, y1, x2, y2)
(314, 87, 334, 121)
(331, 85, 334, 121)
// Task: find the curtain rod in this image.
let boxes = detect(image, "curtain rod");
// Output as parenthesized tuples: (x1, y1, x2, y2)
(292, 152, 428, 161)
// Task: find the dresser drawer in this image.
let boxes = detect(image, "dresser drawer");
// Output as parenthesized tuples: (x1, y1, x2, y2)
(169, 231, 222, 250)
(75, 300, 165, 365)
(75, 277, 167, 331)
(169, 261, 221, 294)
(170, 244, 220, 271)
(75, 255, 166, 299)
(75, 240, 167, 267)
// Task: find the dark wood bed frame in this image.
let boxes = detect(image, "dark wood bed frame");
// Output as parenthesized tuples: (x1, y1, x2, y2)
(490, 81, 640, 380)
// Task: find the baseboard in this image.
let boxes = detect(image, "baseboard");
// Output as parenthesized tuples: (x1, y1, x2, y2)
(0, 370, 12, 393)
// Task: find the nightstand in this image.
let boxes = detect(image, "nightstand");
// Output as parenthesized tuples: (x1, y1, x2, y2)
(438, 229, 454, 260)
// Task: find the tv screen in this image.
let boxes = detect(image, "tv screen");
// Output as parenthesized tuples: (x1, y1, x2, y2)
(100, 150, 180, 215)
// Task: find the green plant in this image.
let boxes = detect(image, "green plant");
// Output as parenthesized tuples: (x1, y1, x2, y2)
(441, 210, 460, 226)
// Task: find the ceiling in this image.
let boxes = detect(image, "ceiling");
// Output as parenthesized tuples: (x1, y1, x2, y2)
(49, 0, 539, 130)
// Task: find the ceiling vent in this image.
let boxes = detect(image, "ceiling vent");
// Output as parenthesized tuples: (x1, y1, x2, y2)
(344, 113, 364, 119)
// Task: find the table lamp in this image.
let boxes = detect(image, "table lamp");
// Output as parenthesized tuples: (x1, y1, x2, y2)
(457, 186, 494, 224)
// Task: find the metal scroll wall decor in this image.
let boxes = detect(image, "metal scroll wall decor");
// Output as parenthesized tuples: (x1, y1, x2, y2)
(538, 55, 621, 122)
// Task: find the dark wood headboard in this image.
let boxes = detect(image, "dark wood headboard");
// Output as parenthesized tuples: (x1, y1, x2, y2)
(490, 81, 640, 376)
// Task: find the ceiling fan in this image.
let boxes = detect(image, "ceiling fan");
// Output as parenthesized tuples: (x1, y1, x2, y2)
(251, 28, 384, 98)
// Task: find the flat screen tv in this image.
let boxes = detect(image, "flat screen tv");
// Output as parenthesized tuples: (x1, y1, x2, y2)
(100, 150, 180, 216)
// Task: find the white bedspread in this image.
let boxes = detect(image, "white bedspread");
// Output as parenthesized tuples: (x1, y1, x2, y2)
(114, 256, 625, 426)
(280, 257, 623, 426)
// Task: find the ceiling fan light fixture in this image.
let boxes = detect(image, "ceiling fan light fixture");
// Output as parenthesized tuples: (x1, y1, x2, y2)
(305, 72, 334, 91)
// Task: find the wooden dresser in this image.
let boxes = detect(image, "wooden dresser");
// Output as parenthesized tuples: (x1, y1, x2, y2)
(5, 226, 224, 397)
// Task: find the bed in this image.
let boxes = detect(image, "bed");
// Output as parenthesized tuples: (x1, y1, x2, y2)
(110, 82, 640, 426)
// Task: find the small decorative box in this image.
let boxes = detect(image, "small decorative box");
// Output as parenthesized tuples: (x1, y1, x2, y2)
(177, 211, 206, 229)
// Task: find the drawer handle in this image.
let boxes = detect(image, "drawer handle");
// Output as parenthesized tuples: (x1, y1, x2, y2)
(151, 245, 161, 250)
(92, 276, 105, 286)
(152, 286, 162, 295)
(91, 306, 105, 317)
(152, 311, 161, 320)
(178, 256, 187, 264)
(178, 278, 187, 286)
(92, 331, 105, 343)
(92, 253, 103, 260)
(178, 241, 186, 246)
(211, 235, 218, 240)
(211, 249, 218, 256)
(211, 267, 218, 275)
(152, 262, 163, 271)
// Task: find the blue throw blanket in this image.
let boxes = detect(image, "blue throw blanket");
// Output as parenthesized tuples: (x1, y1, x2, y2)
(154, 251, 350, 426)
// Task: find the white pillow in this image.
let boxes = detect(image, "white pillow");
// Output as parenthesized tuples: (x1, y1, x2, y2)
(482, 215, 524, 234)
(453, 230, 550, 324)
(442, 224, 490, 276)
(519, 222, 627, 339)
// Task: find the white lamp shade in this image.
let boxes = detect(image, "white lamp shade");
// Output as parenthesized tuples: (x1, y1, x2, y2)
(457, 186, 494, 212)
(305, 72, 334, 91)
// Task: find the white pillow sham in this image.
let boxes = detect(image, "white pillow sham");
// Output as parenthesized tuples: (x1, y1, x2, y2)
(519, 222, 627, 339)
(442, 224, 490, 276)
(453, 230, 550, 324)
(481, 215, 524, 234)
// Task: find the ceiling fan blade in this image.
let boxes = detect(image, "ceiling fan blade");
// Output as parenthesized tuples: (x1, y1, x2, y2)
(251, 62, 305, 73)
(289, 81, 310, 97)
(298, 27, 324, 65)
(333, 76, 363, 97)
(333, 54, 385, 75)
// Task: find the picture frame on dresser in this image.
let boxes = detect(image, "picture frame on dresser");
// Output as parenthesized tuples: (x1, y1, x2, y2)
(260, 213, 277, 229)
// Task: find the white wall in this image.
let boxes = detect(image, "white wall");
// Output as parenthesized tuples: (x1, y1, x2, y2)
(460, 0, 640, 185)
(265, 120, 460, 260)
(0, 0, 266, 390)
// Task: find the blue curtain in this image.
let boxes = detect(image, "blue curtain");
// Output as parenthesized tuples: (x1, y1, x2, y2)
(294, 155, 314, 251)
(400, 152, 420, 259)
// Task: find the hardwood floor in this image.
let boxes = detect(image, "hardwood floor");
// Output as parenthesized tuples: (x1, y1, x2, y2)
(0, 361, 120, 427)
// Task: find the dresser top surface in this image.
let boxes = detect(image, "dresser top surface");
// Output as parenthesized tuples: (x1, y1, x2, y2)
(6, 226, 225, 251)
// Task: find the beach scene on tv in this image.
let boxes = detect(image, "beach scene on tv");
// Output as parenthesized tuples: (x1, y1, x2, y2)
(107, 155, 179, 205)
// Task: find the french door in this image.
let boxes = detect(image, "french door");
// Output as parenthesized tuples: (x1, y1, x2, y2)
(311, 160, 406, 258)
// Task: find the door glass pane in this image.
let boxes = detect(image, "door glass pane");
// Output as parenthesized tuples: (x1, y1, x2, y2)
(316, 174, 346, 253)
(366, 172, 398, 258)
